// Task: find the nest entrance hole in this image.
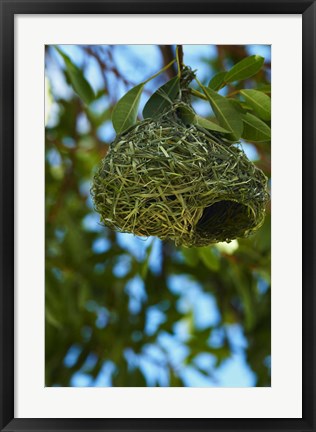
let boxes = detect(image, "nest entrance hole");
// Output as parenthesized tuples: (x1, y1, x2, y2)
(196, 200, 254, 239)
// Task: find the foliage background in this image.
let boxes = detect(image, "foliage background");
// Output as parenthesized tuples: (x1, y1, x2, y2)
(45, 45, 271, 387)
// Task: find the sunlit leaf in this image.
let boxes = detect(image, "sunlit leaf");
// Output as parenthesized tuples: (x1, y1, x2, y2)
(176, 105, 231, 134)
(240, 89, 271, 121)
(227, 98, 251, 114)
(201, 86, 243, 140)
(208, 71, 226, 90)
(112, 83, 144, 134)
(194, 115, 230, 133)
(225, 55, 264, 83)
(242, 112, 271, 142)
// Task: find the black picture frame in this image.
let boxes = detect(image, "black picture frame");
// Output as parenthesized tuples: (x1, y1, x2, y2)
(0, 1, 315, 431)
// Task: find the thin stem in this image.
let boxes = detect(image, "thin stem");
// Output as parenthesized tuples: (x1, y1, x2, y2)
(226, 89, 240, 98)
(194, 76, 204, 89)
(194, 76, 239, 99)
(143, 59, 176, 85)
(189, 88, 208, 101)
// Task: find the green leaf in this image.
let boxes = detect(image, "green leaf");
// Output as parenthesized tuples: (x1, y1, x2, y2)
(181, 247, 199, 267)
(140, 239, 155, 279)
(213, 343, 231, 367)
(240, 89, 271, 121)
(55, 47, 95, 105)
(87, 107, 111, 127)
(225, 55, 264, 83)
(200, 86, 243, 140)
(258, 84, 271, 94)
(227, 98, 250, 114)
(176, 104, 231, 133)
(198, 247, 220, 271)
(193, 116, 230, 133)
(208, 71, 226, 90)
(242, 112, 271, 142)
(112, 83, 144, 134)
(46, 308, 62, 329)
(176, 104, 196, 125)
(143, 76, 180, 119)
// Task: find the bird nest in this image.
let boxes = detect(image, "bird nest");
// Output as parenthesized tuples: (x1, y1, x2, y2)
(92, 106, 269, 247)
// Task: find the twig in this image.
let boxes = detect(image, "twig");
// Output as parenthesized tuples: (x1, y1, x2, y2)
(176, 45, 184, 78)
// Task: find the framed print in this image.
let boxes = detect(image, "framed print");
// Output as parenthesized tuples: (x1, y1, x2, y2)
(0, 1, 315, 431)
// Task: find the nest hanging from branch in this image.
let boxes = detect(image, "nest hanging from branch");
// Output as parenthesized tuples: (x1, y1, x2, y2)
(92, 105, 269, 247)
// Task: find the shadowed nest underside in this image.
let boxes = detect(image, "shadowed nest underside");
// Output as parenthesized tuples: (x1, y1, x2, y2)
(92, 108, 269, 247)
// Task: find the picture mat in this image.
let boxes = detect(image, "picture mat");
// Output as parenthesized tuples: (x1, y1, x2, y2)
(15, 14, 302, 418)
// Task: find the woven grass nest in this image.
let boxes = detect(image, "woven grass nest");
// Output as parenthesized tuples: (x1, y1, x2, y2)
(92, 104, 269, 247)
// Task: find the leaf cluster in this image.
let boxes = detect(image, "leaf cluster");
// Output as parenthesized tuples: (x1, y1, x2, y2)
(110, 53, 271, 143)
